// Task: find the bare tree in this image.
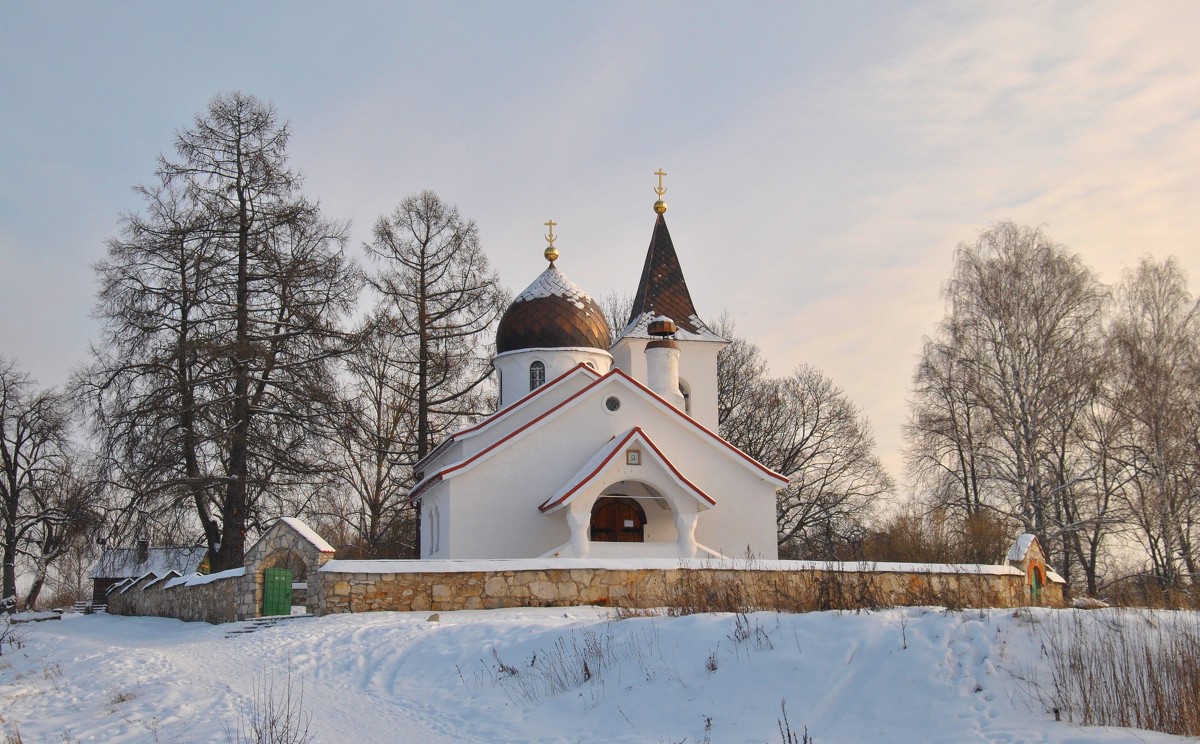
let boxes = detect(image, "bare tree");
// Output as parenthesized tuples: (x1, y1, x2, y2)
(1108, 256, 1200, 586)
(761, 367, 892, 559)
(602, 292, 633, 346)
(712, 313, 768, 432)
(714, 322, 890, 559)
(85, 92, 358, 570)
(0, 359, 69, 601)
(326, 316, 420, 558)
(905, 321, 992, 519)
(365, 191, 507, 462)
(906, 222, 1107, 578)
(21, 456, 104, 609)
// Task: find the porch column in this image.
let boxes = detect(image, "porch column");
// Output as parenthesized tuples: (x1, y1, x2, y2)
(567, 504, 591, 558)
(673, 504, 699, 559)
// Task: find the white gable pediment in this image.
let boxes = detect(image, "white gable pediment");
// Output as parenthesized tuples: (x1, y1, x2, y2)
(410, 367, 786, 503)
(539, 426, 715, 514)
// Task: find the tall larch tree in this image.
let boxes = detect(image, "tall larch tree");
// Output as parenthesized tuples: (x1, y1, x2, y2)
(86, 92, 357, 570)
(365, 191, 508, 462)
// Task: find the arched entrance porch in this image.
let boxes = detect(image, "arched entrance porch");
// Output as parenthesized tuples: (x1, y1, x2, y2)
(562, 479, 702, 559)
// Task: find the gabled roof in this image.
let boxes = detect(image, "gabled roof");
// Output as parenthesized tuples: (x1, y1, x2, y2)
(409, 366, 787, 502)
(414, 363, 602, 476)
(1006, 533, 1039, 562)
(619, 214, 725, 343)
(89, 546, 207, 580)
(277, 517, 336, 553)
(538, 427, 715, 513)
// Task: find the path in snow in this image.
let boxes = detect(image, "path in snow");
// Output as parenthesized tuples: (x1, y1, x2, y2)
(0, 607, 1192, 743)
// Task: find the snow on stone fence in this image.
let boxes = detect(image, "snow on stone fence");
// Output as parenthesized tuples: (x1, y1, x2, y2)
(108, 568, 246, 624)
(107, 518, 335, 624)
(104, 525, 1064, 623)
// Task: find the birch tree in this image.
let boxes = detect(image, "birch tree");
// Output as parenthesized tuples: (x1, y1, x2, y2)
(906, 222, 1108, 577)
(1108, 256, 1200, 586)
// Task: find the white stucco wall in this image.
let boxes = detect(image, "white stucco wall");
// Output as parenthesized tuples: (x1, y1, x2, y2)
(425, 376, 781, 560)
(493, 347, 612, 408)
(611, 337, 724, 431)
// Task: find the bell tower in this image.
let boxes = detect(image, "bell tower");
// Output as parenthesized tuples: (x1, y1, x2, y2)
(611, 170, 727, 429)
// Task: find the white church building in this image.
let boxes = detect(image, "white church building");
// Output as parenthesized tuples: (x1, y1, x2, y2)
(411, 182, 788, 560)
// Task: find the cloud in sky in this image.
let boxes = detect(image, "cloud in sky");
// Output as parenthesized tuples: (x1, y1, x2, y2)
(1, 1, 1197, 486)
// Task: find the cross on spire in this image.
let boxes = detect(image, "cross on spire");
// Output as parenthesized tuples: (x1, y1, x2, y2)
(543, 219, 560, 264)
(654, 168, 667, 197)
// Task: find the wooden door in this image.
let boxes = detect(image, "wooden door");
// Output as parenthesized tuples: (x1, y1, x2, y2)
(262, 568, 293, 616)
(590, 498, 646, 543)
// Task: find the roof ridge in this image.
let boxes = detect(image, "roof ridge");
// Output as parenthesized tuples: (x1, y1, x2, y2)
(409, 367, 787, 502)
(538, 425, 715, 512)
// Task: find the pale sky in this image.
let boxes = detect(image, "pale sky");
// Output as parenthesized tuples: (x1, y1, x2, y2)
(2, 2, 1198, 488)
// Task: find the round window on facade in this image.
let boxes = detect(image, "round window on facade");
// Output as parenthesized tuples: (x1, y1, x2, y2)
(604, 395, 621, 412)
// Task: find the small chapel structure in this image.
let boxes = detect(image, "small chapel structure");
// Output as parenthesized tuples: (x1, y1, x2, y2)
(411, 175, 788, 560)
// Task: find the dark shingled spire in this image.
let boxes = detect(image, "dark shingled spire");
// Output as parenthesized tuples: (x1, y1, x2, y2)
(626, 214, 717, 337)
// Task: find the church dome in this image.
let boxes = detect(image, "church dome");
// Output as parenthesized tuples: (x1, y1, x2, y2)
(496, 265, 611, 353)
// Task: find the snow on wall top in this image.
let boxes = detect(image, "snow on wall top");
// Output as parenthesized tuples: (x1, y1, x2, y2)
(278, 517, 336, 553)
(322, 557, 1026, 577)
(89, 546, 207, 579)
(162, 567, 246, 589)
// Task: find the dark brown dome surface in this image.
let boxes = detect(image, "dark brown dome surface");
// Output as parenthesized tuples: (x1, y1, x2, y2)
(496, 266, 611, 353)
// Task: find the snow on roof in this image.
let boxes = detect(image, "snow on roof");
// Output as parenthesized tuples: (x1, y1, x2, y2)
(277, 517, 336, 553)
(513, 265, 595, 307)
(1006, 534, 1037, 562)
(185, 567, 245, 585)
(618, 311, 728, 343)
(118, 571, 162, 593)
(163, 574, 197, 590)
(322, 557, 1026, 577)
(144, 571, 181, 590)
(162, 567, 247, 589)
(90, 546, 207, 580)
(105, 578, 133, 596)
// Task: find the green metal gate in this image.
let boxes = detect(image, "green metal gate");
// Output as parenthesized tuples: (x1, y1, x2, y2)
(262, 568, 293, 616)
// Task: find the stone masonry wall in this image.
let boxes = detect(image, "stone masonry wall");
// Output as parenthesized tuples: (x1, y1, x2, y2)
(312, 564, 1063, 616)
(108, 519, 335, 624)
(238, 521, 334, 619)
(108, 574, 243, 624)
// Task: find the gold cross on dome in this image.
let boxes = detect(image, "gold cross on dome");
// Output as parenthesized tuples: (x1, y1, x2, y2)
(544, 219, 558, 247)
(654, 168, 667, 197)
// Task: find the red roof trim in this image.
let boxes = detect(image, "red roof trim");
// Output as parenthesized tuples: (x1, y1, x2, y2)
(413, 363, 601, 474)
(409, 371, 607, 501)
(538, 426, 715, 512)
(636, 427, 716, 505)
(602, 368, 789, 484)
(410, 366, 787, 502)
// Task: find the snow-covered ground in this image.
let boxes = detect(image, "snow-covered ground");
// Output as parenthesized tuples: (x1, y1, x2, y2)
(0, 607, 1190, 743)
